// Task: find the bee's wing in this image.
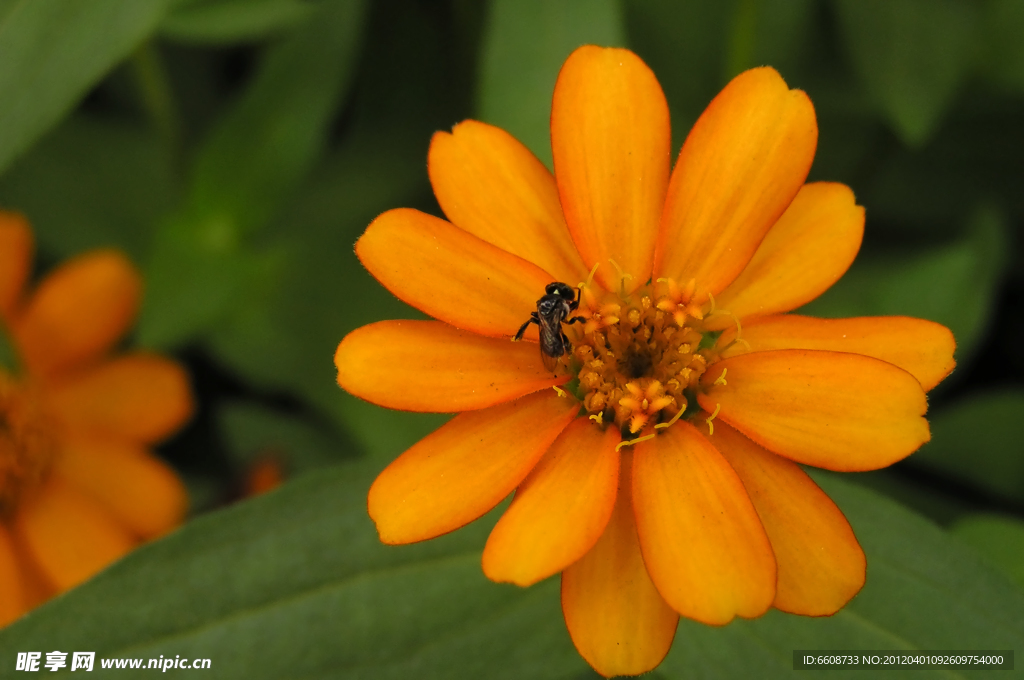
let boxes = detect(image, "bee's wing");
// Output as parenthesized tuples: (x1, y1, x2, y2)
(541, 346, 558, 373)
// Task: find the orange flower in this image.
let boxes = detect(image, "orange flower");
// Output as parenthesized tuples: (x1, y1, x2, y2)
(334, 46, 955, 676)
(0, 212, 192, 626)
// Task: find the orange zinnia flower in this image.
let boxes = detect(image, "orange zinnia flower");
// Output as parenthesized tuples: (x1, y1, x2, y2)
(334, 46, 955, 676)
(0, 212, 192, 626)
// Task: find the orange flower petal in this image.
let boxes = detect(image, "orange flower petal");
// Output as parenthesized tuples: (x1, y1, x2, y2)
(708, 183, 863, 327)
(52, 435, 187, 540)
(428, 120, 588, 284)
(13, 250, 141, 380)
(356, 208, 554, 340)
(482, 418, 619, 586)
(707, 421, 865, 615)
(13, 475, 134, 591)
(698, 349, 930, 471)
(654, 67, 817, 301)
(561, 451, 678, 677)
(0, 211, 32, 321)
(367, 390, 578, 544)
(633, 422, 776, 624)
(0, 525, 30, 626)
(550, 46, 670, 293)
(47, 353, 193, 444)
(335, 320, 566, 413)
(721, 314, 956, 392)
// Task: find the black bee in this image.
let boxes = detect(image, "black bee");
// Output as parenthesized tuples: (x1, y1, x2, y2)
(514, 282, 584, 372)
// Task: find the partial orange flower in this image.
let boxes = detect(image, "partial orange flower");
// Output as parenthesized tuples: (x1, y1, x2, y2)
(334, 46, 955, 677)
(0, 212, 192, 626)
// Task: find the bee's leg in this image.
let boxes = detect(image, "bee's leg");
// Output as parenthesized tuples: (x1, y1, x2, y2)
(566, 316, 585, 325)
(561, 330, 571, 348)
(513, 314, 538, 342)
(569, 286, 581, 311)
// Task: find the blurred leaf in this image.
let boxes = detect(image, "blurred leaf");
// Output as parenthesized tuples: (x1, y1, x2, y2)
(206, 141, 449, 459)
(724, 0, 814, 82)
(832, 0, 979, 147)
(185, 0, 366, 239)
(139, 0, 367, 348)
(0, 115, 178, 261)
(911, 389, 1024, 504)
(0, 0, 176, 175)
(478, 0, 626, 167)
(160, 0, 312, 44)
(3, 463, 1022, 677)
(951, 513, 1024, 589)
(659, 472, 1024, 678)
(0, 321, 16, 373)
(218, 400, 353, 472)
(624, 0, 731, 151)
(801, 203, 1009, 367)
(981, 0, 1024, 93)
(0, 460, 588, 679)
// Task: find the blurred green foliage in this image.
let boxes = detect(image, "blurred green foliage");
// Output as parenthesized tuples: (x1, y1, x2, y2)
(1, 0, 1023, 674)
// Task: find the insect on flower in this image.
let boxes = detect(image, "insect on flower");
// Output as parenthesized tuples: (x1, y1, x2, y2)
(513, 282, 584, 372)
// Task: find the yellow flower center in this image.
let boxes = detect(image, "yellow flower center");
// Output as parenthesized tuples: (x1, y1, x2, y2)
(0, 371, 55, 515)
(566, 271, 729, 442)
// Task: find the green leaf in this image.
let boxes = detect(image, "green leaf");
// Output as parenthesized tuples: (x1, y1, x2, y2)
(659, 472, 1024, 678)
(138, 0, 367, 349)
(624, 0, 731, 150)
(206, 141, 449, 458)
(184, 0, 366, 239)
(724, 0, 814, 82)
(980, 0, 1024, 93)
(911, 389, 1024, 504)
(477, 0, 626, 167)
(951, 513, 1024, 589)
(160, 0, 313, 45)
(832, 0, 980, 147)
(800, 203, 1009, 367)
(0, 0, 177, 176)
(0, 115, 178, 261)
(3, 462, 1021, 678)
(0, 460, 589, 679)
(218, 400, 355, 472)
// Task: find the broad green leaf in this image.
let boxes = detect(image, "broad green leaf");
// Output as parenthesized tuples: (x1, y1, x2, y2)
(659, 473, 1024, 679)
(911, 389, 1024, 504)
(2, 461, 1022, 678)
(160, 0, 312, 44)
(800, 203, 1009, 368)
(477, 0, 626, 167)
(138, 0, 367, 348)
(218, 400, 355, 472)
(0, 115, 178, 261)
(951, 513, 1024, 589)
(0, 0, 177, 176)
(832, 0, 979, 147)
(0, 460, 589, 680)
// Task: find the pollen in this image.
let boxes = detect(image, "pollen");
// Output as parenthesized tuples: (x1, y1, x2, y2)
(569, 273, 724, 438)
(0, 372, 56, 516)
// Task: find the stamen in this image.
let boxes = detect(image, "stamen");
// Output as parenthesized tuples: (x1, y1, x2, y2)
(706, 291, 717, 316)
(552, 385, 567, 398)
(580, 262, 601, 290)
(589, 412, 604, 425)
(607, 259, 633, 295)
(705, 403, 721, 435)
(714, 368, 728, 386)
(616, 433, 656, 451)
(654, 403, 686, 430)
